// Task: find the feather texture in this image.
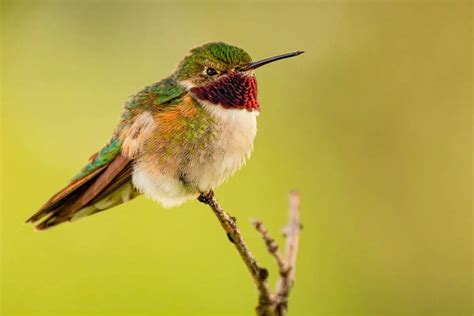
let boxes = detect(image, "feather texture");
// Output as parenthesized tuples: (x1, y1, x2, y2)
(27, 153, 134, 230)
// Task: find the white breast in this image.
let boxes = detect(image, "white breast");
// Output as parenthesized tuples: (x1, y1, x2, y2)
(131, 101, 258, 208)
(187, 101, 259, 192)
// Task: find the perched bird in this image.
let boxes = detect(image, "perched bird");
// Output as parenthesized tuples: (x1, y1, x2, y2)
(26, 42, 303, 230)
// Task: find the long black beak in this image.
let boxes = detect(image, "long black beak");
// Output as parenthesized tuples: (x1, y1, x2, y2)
(237, 51, 304, 72)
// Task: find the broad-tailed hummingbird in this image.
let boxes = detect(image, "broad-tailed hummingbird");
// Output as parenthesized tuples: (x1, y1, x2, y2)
(27, 42, 303, 230)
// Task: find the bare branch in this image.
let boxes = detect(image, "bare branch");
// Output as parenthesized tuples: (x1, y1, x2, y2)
(198, 191, 273, 313)
(274, 191, 302, 314)
(199, 190, 301, 316)
(252, 220, 289, 279)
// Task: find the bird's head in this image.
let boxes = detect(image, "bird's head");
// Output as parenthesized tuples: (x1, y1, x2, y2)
(174, 42, 303, 112)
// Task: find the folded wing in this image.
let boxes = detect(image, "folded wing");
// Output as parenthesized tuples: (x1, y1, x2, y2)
(26, 140, 137, 230)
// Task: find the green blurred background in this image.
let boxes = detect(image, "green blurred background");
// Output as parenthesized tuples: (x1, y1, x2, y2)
(1, 0, 472, 315)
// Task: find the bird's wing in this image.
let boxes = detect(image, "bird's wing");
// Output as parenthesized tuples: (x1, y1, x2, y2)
(26, 138, 133, 230)
(26, 77, 187, 230)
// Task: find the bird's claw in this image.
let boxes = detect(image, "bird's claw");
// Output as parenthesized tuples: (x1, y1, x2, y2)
(198, 190, 214, 204)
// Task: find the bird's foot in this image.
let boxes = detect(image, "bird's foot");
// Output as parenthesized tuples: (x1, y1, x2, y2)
(198, 190, 215, 204)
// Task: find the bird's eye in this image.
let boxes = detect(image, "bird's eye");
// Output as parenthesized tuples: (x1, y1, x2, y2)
(206, 67, 218, 76)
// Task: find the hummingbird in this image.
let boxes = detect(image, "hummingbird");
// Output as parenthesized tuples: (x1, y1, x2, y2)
(26, 42, 304, 230)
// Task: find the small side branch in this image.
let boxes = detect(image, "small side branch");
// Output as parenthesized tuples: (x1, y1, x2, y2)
(252, 220, 288, 276)
(273, 191, 301, 314)
(199, 191, 301, 316)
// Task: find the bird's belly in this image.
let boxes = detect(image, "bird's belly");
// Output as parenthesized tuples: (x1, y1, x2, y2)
(132, 104, 258, 207)
(132, 165, 196, 208)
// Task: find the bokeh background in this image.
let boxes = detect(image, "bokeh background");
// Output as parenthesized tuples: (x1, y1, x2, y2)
(1, 1, 472, 315)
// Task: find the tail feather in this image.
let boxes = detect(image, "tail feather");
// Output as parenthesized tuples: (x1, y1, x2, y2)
(27, 154, 136, 230)
(35, 182, 139, 230)
(26, 166, 106, 224)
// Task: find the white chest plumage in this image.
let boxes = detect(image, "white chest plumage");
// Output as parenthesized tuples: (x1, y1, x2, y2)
(188, 101, 258, 191)
(131, 102, 258, 207)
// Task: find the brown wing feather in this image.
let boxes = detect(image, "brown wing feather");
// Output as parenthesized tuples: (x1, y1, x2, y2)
(88, 163, 134, 205)
(67, 154, 131, 212)
(28, 154, 133, 230)
(25, 166, 107, 223)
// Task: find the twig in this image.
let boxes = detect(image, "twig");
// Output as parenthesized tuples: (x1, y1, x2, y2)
(198, 191, 273, 312)
(199, 190, 301, 316)
(252, 220, 288, 279)
(273, 191, 301, 314)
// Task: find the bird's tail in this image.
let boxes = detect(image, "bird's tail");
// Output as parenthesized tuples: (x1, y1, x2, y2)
(26, 154, 138, 230)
